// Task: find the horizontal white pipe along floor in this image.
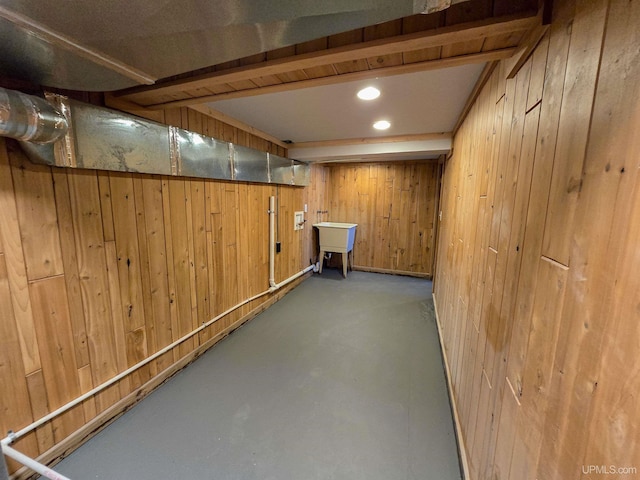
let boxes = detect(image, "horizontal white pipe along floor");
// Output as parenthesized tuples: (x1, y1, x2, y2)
(55, 270, 461, 479)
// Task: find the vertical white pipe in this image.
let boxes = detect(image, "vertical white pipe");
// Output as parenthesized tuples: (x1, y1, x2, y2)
(269, 195, 276, 288)
(0, 444, 8, 480)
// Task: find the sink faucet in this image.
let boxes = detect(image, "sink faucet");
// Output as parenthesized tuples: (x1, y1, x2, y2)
(316, 210, 329, 222)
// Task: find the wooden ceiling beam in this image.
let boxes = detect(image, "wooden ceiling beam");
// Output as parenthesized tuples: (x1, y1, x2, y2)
(117, 11, 538, 103)
(290, 132, 451, 149)
(144, 47, 517, 110)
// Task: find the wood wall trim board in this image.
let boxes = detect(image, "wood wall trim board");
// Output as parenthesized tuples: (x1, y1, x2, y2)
(351, 265, 432, 279)
(433, 294, 471, 480)
(9, 275, 308, 480)
(118, 12, 539, 103)
(145, 48, 517, 109)
(505, 8, 548, 79)
(506, 24, 549, 79)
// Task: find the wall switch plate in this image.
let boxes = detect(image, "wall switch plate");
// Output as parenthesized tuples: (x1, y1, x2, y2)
(294, 211, 304, 230)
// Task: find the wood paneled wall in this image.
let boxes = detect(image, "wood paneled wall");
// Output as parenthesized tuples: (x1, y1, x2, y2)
(325, 161, 439, 276)
(433, 0, 640, 478)
(0, 107, 326, 475)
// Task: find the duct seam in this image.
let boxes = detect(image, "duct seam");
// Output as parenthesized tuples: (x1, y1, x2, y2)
(18, 94, 39, 142)
(267, 152, 272, 183)
(48, 94, 76, 167)
(169, 126, 180, 176)
(229, 143, 236, 181)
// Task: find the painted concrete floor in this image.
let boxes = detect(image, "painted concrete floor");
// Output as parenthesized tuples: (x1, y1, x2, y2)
(55, 270, 462, 480)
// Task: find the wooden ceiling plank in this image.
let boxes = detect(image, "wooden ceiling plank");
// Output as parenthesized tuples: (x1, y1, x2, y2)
(403, 46, 442, 64)
(146, 48, 517, 110)
(303, 65, 339, 79)
(333, 59, 371, 75)
(366, 53, 405, 70)
(251, 75, 284, 88)
(118, 12, 538, 103)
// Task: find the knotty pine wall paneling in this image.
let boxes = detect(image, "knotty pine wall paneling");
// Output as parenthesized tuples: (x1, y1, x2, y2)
(325, 161, 439, 277)
(433, 0, 640, 478)
(0, 106, 325, 476)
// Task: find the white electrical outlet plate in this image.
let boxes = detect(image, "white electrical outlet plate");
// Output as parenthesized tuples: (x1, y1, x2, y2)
(294, 211, 304, 230)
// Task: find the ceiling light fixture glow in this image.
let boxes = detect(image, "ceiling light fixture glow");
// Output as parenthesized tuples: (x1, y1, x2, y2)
(357, 86, 380, 100)
(373, 120, 391, 130)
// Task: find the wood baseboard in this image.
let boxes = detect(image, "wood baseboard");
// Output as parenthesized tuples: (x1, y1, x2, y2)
(432, 293, 471, 480)
(352, 265, 432, 279)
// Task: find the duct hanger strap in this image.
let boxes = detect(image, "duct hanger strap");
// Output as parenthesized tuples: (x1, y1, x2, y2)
(0, 87, 68, 144)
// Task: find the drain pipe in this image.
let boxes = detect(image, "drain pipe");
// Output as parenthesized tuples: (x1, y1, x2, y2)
(0, 443, 8, 480)
(0, 439, 69, 480)
(0, 87, 68, 143)
(269, 195, 277, 289)
(268, 195, 314, 290)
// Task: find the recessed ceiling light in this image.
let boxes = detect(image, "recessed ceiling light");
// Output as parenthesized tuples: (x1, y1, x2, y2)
(373, 120, 391, 130)
(357, 86, 380, 100)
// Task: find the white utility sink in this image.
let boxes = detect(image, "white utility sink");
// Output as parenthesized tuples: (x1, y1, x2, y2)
(313, 222, 357, 277)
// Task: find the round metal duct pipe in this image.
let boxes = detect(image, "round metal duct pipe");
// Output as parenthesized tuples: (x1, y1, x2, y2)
(0, 87, 68, 144)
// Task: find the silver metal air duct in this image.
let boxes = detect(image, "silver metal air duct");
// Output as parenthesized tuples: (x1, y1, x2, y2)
(0, 87, 68, 143)
(12, 93, 309, 186)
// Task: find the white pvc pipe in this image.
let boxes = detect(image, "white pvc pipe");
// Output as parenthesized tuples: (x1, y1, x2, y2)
(269, 195, 276, 288)
(1, 194, 313, 478)
(1, 444, 70, 480)
(270, 265, 314, 291)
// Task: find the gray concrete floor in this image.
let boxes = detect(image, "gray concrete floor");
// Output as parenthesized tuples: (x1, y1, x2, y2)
(55, 270, 462, 479)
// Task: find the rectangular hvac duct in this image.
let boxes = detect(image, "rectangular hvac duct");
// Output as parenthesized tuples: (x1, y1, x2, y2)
(232, 144, 269, 183)
(269, 153, 293, 185)
(174, 129, 232, 179)
(72, 100, 173, 174)
(25, 94, 309, 186)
